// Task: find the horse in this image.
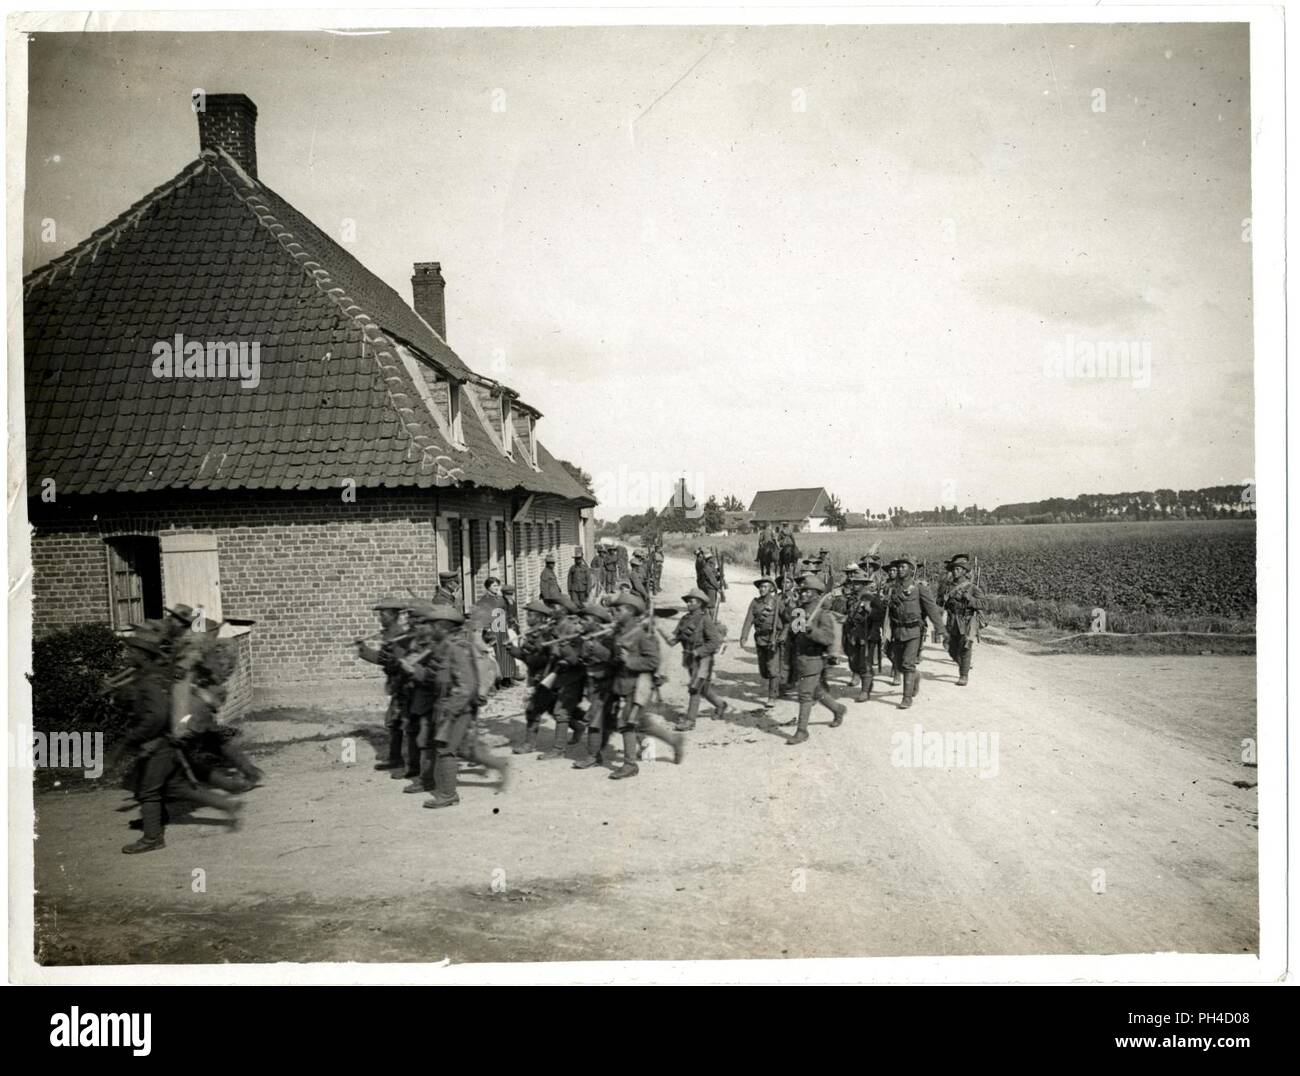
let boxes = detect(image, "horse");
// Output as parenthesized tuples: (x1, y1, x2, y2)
(778, 535, 801, 578)
(756, 536, 779, 578)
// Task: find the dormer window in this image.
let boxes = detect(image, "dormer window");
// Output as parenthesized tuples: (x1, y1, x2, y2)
(500, 394, 514, 458)
(449, 383, 464, 446)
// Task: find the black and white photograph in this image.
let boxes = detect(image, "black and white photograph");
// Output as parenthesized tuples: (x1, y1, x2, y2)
(4, 4, 1288, 991)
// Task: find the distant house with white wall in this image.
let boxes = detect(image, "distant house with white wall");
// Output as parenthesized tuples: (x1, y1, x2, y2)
(748, 488, 835, 533)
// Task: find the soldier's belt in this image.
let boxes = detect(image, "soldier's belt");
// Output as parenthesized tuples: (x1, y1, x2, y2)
(892, 619, 921, 628)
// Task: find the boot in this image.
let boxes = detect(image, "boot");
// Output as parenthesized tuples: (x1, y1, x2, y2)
(786, 701, 812, 745)
(610, 731, 640, 779)
(374, 727, 404, 769)
(423, 753, 460, 808)
(512, 723, 538, 755)
(675, 694, 700, 732)
(399, 726, 421, 778)
(957, 651, 970, 686)
(537, 719, 569, 759)
(122, 836, 165, 854)
(572, 730, 605, 769)
(899, 672, 914, 709)
(712, 699, 729, 721)
(643, 715, 685, 765)
(568, 718, 587, 745)
(828, 700, 847, 728)
(913, 670, 922, 699)
(854, 675, 871, 703)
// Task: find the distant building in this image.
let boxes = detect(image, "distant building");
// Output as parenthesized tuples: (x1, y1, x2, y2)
(720, 510, 755, 534)
(748, 488, 835, 533)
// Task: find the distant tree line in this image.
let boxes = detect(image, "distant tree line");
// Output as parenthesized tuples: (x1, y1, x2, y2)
(594, 483, 1255, 537)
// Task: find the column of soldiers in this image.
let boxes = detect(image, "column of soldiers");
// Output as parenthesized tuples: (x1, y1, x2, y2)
(358, 544, 688, 792)
(733, 547, 987, 743)
(355, 542, 986, 800)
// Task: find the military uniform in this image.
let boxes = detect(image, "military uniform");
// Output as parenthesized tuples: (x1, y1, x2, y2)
(401, 607, 445, 793)
(886, 559, 945, 708)
(567, 551, 592, 605)
(740, 580, 785, 707)
(572, 603, 618, 768)
(942, 556, 984, 685)
(537, 606, 588, 758)
(699, 558, 722, 616)
(508, 600, 556, 754)
(785, 578, 847, 744)
(119, 635, 241, 853)
(628, 555, 650, 601)
(607, 594, 684, 779)
(356, 596, 411, 771)
(423, 616, 509, 809)
(671, 588, 727, 729)
(841, 580, 885, 702)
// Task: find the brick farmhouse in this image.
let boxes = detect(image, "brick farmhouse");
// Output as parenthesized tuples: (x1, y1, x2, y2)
(24, 94, 596, 703)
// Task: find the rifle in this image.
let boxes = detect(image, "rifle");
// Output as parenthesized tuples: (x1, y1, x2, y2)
(537, 623, 616, 649)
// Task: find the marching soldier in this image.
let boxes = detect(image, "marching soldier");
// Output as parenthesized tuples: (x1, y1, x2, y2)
(607, 593, 685, 779)
(817, 549, 834, 592)
(539, 555, 564, 604)
(433, 571, 459, 606)
(649, 541, 664, 594)
(779, 572, 800, 693)
(699, 554, 723, 616)
(784, 577, 847, 745)
(667, 587, 728, 731)
(355, 595, 411, 771)
(398, 600, 442, 794)
(118, 635, 242, 853)
(420, 605, 509, 810)
(508, 599, 557, 753)
(567, 547, 592, 605)
(694, 547, 708, 589)
(600, 544, 620, 594)
(739, 576, 785, 708)
(942, 554, 985, 686)
(886, 556, 945, 709)
(841, 571, 884, 703)
(538, 595, 588, 758)
(572, 602, 619, 769)
(628, 550, 650, 601)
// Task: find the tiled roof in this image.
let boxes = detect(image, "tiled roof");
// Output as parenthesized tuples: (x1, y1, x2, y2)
(748, 488, 830, 520)
(24, 150, 593, 503)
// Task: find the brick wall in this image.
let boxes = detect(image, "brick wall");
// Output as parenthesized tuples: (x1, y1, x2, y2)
(29, 487, 584, 691)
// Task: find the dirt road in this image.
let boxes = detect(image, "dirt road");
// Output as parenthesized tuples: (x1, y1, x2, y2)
(32, 555, 1257, 966)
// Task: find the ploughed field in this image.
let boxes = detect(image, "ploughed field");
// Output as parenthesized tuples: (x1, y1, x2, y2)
(674, 520, 1255, 630)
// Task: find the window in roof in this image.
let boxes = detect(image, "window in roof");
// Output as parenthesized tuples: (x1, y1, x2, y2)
(511, 408, 538, 469)
(449, 383, 464, 447)
(500, 394, 514, 459)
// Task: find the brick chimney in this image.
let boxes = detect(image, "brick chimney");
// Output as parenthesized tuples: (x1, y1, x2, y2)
(411, 262, 447, 340)
(196, 93, 258, 178)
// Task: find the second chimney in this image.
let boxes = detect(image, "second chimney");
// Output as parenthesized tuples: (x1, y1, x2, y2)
(196, 93, 258, 178)
(412, 262, 447, 341)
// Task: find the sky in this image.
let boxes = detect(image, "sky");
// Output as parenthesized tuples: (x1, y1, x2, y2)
(22, 23, 1254, 518)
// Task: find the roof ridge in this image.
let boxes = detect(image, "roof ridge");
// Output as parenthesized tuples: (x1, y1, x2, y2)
(206, 149, 464, 487)
(23, 156, 211, 296)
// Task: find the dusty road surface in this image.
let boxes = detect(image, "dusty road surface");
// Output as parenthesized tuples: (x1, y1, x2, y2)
(32, 555, 1257, 966)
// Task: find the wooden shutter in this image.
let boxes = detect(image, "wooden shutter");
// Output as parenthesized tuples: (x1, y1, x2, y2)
(159, 533, 222, 625)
